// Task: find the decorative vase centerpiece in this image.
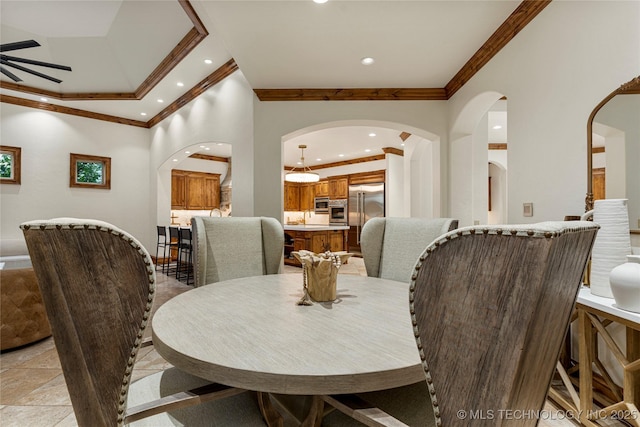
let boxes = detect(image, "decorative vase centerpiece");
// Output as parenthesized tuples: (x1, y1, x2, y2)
(610, 255, 640, 313)
(582, 198, 632, 298)
(292, 250, 352, 304)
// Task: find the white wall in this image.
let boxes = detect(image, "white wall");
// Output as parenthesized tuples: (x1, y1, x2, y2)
(448, 1, 640, 224)
(0, 104, 152, 247)
(149, 71, 255, 226)
(386, 152, 404, 217)
(253, 101, 449, 221)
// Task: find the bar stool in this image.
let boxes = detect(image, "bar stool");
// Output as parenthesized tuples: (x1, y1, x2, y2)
(176, 228, 193, 285)
(164, 226, 180, 275)
(155, 226, 168, 271)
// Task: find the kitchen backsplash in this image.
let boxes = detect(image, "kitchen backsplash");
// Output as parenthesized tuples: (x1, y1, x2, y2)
(171, 210, 330, 227)
(284, 211, 330, 225)
(171, 208, 231, 227)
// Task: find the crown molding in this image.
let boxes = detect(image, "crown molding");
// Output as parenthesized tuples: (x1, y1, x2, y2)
(189, 153, 230, 162)
(254, 88, 447, 101)
(1, 59, 238, 129)
(0, 94, 148, 128)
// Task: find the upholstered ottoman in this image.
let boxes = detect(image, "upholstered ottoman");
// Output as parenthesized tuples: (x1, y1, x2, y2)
(1, 257, 51, 351)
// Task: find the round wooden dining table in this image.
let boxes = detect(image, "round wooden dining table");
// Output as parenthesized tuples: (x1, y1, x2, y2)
(151, 273, 425, 424)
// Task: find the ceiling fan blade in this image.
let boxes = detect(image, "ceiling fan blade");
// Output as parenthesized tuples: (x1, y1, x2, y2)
(0, 65, 23, 82)
(0, 40, 40, 53)
(0, 54, 71, 71)
(1, 59, 62, 83)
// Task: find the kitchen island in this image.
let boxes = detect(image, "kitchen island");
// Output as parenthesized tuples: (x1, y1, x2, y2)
(283, 225, 349, 266)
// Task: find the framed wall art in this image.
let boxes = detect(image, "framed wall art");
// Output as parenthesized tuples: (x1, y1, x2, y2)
(70, 153, 111, 189)
(0, 145, 22, 185)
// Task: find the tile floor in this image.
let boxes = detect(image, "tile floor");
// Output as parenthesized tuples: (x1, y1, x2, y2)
(0, 259, 593, 426)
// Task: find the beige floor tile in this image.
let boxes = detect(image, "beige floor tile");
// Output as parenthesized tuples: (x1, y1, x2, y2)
(54, 411, 78, 427)
(0, 337, 56, 369)
(0, 368, 61, 405)
(14, 348, 61, 370)
(0, 405, 73, 427)
(13, 373, 71, 406)
(132, 347, 173, 370)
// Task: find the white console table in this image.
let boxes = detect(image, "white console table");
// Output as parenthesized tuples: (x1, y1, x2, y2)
(550, 287, 640, 426)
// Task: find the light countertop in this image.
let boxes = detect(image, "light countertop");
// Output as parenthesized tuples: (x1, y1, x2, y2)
(284, 224, 349, 231)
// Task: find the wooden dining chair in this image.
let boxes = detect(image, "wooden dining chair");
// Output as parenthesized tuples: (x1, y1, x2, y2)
(323, 221, 599, 427)
(408, 221, 599, 426)
(360, 217, 458, 283)
(21, 218, 266, 427)
(191, 216, 284, 287)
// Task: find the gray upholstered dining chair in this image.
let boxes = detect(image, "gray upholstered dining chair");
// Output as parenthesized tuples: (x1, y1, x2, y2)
(360, 217, 458, 283)
(324, 221, 599, 427)
(191, 216, 284, 287)
(21, 218, 266, 427)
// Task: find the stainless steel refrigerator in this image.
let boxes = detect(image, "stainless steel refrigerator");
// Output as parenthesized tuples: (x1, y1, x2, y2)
(348, 183, 384, 252)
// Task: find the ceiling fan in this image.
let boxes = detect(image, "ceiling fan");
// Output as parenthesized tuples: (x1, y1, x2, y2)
(1, 40, 72, 84)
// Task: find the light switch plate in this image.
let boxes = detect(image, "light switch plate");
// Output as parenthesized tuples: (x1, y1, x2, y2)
(523, 202, 533, 217)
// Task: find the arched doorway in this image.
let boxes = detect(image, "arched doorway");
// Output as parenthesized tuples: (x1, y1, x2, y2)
(450, 92, 507, 226)
(156, 142, 232, 227)
(281, 119, 442, 221)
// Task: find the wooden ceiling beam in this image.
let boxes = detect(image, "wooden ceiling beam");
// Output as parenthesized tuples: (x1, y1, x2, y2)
(445, 0, 552, 98)
(255, 88, 446, 101)
(147, 59, 238, 128)
(0, 94, 148, 128)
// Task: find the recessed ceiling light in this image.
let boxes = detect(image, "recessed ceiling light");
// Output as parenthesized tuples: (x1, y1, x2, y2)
(204, 59, 213, 64)
(338, 154, 345, 157)
(369, 132, 376, 137)
(40, 97, 48, 102)
(297, 161, 302, 165)
(185, 151, 191, 154)
(140, 112, 147, 116)
(204, 147, 210, 150)
(217, 143, 223, 146)
(200, 145, 205, 148)
(157, 99, 164, 103)
(172, 159, 178, 162)
(401, 143, 405, 146)
(492, 125, 502, 130)
(177, 82, 184, 87)
(365, 149, 371, 153)
(313, 0, 328, 3)
(361, 57, 375, 65)
(316, 158, 322, 161)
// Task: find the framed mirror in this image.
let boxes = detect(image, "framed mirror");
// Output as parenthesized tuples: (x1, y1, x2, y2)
(587, 76, 640, 233)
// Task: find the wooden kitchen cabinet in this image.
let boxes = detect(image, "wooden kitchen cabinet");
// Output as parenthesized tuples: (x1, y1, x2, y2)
(314, 180, 329, 197)
(311, 232, 329, 253)
(171, 169, 220, 210)
(284, 182, 315, 211)
(329, 230, 347, 252)
(328, 176, 349, 199)
(284, 182, 300, 211)
(171, 172, 187, 209)
(283, 228, 349, 266)
(299, 183, 315, 211)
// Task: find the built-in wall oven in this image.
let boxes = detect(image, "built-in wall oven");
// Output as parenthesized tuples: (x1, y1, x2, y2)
(329, 199, 348, 225)
(314, 197, 329, 214)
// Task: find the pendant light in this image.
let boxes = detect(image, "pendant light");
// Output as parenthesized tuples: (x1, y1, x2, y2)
(285, 145, 319, 183)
